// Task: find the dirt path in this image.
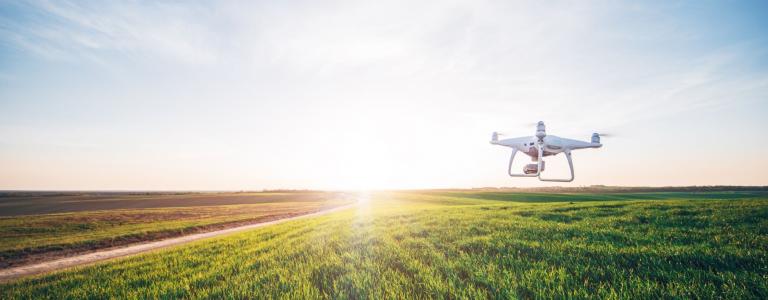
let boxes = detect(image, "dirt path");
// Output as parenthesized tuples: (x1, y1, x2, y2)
(0, 203, 356, 283)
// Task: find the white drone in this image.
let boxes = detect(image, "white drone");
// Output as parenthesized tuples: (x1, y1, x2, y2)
(490, 121, 602, 182)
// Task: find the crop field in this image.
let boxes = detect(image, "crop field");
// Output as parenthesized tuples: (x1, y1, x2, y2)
(1, 191, 767, 298)
(0, 191, 341, 216)
(0, 192, 349, 267)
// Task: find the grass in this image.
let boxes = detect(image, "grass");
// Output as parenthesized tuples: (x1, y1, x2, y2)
(1, 191, 767, 299)
(0, 198, 349, 267)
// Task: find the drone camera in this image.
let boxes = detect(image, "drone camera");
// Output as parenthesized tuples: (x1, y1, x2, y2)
(523, 161, 545, 174)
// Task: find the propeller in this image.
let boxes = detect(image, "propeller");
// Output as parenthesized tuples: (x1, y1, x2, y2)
(595, 132, 616, 137)
(494, 131, 529, 137)
(495, 121, 545, 137)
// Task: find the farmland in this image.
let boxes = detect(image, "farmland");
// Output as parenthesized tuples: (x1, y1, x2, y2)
(1, 190, 767, 298)
(0, 192, 349, 267)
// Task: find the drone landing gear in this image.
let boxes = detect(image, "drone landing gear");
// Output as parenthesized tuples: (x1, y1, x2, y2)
(538, 150, 574, 182)
(507, 147, 575, 182)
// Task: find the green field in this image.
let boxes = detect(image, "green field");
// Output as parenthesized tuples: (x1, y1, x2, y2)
(2, 191, 767, 298)
(0, 192, 348, 267)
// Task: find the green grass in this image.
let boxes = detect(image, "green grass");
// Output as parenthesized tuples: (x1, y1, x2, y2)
(0, 200, 348, 267)
(2, 191, 767, 299)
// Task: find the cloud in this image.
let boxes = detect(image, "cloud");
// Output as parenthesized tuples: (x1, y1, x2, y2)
(1, 1, 220, 65)
(3, 1, 766, 123)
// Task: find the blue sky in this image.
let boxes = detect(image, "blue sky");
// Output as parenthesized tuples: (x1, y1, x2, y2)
(1, 1, 767, 190)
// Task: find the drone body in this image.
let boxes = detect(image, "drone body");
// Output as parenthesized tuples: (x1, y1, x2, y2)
(490, 121, 602, 182)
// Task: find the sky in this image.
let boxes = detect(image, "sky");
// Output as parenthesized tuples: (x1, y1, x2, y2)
(0, 0, 767, 190)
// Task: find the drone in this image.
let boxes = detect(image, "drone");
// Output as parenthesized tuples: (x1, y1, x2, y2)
(490, 121, 602, 182)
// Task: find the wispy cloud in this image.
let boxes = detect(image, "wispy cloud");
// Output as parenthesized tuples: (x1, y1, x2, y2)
(1, 1, 220, 65)
(2, 1, 766, 127)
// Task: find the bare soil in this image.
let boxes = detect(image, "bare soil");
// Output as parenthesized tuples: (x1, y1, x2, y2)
(0, 191, 337, 216)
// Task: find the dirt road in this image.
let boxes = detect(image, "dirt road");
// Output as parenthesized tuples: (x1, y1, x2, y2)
(0, 203, 355, 283)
